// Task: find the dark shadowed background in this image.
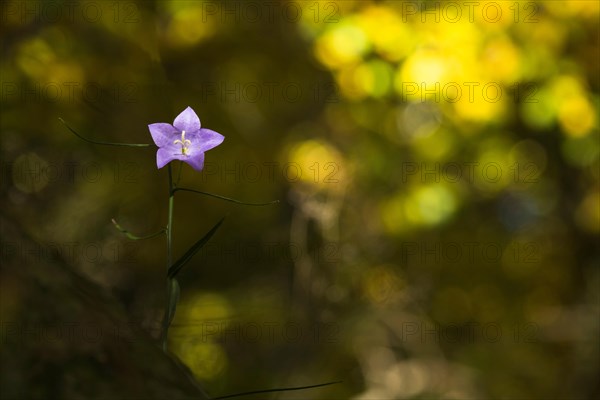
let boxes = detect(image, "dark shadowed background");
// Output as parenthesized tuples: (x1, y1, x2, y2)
(1, 1, 599, 399)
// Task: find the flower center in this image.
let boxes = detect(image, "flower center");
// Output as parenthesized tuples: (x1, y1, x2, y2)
(173, 130, 192, 156)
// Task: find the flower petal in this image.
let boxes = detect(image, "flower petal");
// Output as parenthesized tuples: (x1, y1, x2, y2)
(193, 128, 225, 152)
(156, 147, 179, 169)
(183, 151, 205, 171)
(173, 106, 201, 132)
(149, 123, 179, 147)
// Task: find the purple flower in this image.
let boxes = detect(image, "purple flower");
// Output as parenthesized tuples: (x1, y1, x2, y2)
(148, 106, 224, 171)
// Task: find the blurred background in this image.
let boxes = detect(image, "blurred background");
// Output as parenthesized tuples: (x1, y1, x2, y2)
(1, 0, 599, 399)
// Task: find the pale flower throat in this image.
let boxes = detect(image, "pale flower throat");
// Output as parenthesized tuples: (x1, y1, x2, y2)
(173, 130, 192, 156)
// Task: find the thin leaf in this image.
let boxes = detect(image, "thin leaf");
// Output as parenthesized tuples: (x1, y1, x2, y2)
(173, 187, 279, 206)
(166, 278, 180, 327)
(167, 217, 225, 279)
(213, 380, 343, 399)
(111, 218, 165, 240)
(59, 117, 150, 147)
(161, 278, 180, 351)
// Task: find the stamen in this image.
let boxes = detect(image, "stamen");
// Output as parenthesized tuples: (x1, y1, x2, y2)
(173, 130, 191, 156)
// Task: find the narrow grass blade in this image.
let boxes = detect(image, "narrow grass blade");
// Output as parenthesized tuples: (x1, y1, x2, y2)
(161, 277, 180, 350)
(167, 217, 225, 279)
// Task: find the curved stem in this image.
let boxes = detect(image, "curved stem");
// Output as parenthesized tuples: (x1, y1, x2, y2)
(173, 187, 279, 206)
(111, 219, 165, 240)
(59, 117, 150, 147)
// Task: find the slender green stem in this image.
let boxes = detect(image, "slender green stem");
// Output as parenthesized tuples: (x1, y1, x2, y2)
(111, 219, 166, 240)
(173, 187, 279, 206)
(161, 164, 175, 351)
(167, 163, 174, 273)
(59, 118, 150, 147)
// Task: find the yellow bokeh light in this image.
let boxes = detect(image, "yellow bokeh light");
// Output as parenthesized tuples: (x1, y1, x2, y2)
(517, 19, 566, 73)
(337, 64, 368, 100)
(338, 60, 393, 100)
(482, 1, 521, 29)
(551, 75, 586, 98)
(395, 49, 449, 101)
(174, 341, 227, 381)
(314, 22, 370, 69)
(170, 292, 232, 345)
(416, 19, 481, 65)
(453, 89, 507, 124)
(557, 95, 597, 138)
(16, 36, 84, 88)
(358, 5, 414, 62)
(404, 184, 458, 226)
(169, 292, 232, 380)
(480, 36, 522, 83)
(16, 38, 56, 77)
(545, 0, 600, 18)
(567, 0, 600, 15)
(545, 76, 597, 137)
(164, 5, 216, 47)
(287, 139, 347, 191)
